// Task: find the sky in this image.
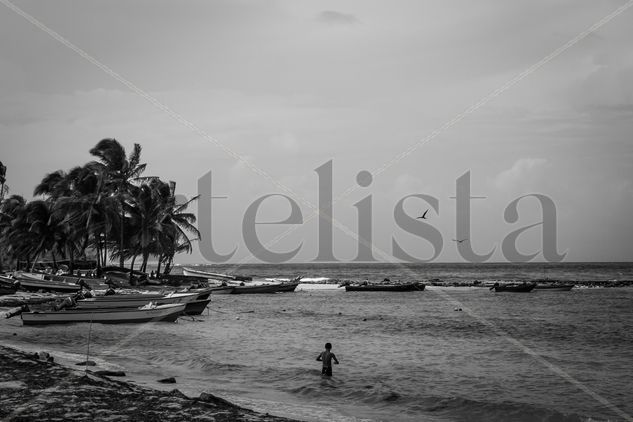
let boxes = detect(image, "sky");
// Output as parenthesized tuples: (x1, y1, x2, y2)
(1, 0, 632, 264)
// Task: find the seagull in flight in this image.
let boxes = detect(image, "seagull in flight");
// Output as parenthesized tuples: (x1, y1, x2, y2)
(452, 238, 468, 243)
(416, 209, 429, 219)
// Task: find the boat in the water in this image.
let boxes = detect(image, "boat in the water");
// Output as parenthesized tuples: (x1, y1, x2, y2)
(490, 282, 536, 292)
(182, 267, 252, 281)
(21, 303, 186, 325)
(534, 283, 574, 291)
(343, 282, 424, 292)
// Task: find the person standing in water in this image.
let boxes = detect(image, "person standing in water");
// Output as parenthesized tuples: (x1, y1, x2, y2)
(317, 342, 339, 376)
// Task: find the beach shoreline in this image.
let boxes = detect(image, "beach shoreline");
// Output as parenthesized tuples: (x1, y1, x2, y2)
(0, 344, 300, 421)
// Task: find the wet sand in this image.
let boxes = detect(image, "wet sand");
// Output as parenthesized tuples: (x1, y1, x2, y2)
(0, 345, 299, 421)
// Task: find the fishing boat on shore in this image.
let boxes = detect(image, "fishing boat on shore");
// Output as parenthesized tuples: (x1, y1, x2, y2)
(74, 291, 206, 309)
(209, 286, 235, 294)
(275, 280, 301, 292)
(13, 272, 83, 294)
(0, 275, 18, 295)
(343, 282, 425, 292)
(230, 283, 284, 294)
(490, 282, 536, 292)
(181, 298, 211, 315)
(20, 303, 186, 325)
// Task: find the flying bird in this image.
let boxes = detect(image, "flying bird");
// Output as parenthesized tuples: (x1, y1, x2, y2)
(416, 209, 429, 219)
(452, 238, 468, 243)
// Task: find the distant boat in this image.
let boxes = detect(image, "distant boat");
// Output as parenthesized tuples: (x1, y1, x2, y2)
(21, 303, 186, 325)
(344, 282, 424, 292)
(182, 267, 252, 281)
(534, 283, 574, 291)
(490, 283, 536, 293)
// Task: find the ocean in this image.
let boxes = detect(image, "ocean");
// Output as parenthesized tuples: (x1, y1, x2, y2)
(1, 262, 632, 422)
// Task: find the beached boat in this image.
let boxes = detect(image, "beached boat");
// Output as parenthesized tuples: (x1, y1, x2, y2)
(21, 303, 186, 325)
(0, 275, 18, 294)
(74, 292, 202, 309)
(490, 283, 536, 292)
(275, 280, 301, 292)
(14, 277, 82, 294)
(344, 282, 424, 292)
(209, 286, 235, 294)
(0, 286, 17, 296)
(182, 298, 211, 315)
(534, 283, 574, 291)
(230, 283, 284, 294)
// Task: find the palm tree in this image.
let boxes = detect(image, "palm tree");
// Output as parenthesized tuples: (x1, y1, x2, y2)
(126, 179, 199, 276)
(89, 139, 150, 268)
(0, 195, 26, 269)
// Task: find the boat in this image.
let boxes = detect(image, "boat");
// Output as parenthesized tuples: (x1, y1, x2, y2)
(0, 286, 17, 296)
(343, 282, 425, 292)
(182, 298, 212, 315)
(0, 275, 18, 295)
(182, 267, 252, 281)
(74, 292, 202, 309)
(209, 286, 235, 294)
(490, 282, 536, 292)
(14, 277, 82, 294)
(21, 303, 186, 325)
(230, 283, 284, 294)
(275, 280, 301, 293)
(534, 283, 574, 291)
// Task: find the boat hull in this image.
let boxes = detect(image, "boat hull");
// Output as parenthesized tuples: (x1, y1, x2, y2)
(21, 303, 186, 325)
(182, 299, 211, 315)
(345, 283, 424, 292)
(492, 284, 536, 292)
(230, 283, 283, 294)
(16, 279, 81, 293)
(534, 284, 574, 291)
(209, 286, 235, 294)
(75, 292, 200, 309)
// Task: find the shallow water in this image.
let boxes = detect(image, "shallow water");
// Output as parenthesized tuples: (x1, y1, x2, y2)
(2, 263, 633, 421)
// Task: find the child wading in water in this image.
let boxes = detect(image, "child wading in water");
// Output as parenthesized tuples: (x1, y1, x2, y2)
(316, 342, 339, 376)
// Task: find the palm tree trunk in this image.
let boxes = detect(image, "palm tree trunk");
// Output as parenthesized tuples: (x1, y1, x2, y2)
(119, 206, 125, 268)
(129, 254, 137, 282)
(141, 251, 149, 273)
(156, 253, 163, 277)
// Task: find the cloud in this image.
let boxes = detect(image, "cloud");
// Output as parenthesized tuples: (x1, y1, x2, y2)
(316, 10, 359, 25)
(494, 158, 548, 191)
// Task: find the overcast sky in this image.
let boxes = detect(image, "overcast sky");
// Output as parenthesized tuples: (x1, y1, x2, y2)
(1, 0, 632, 263)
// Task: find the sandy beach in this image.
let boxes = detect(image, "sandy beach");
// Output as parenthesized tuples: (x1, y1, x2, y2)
(0, 345, 299, 422)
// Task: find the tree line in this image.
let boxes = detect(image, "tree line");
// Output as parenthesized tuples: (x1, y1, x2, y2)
(0, 139, 200, 276)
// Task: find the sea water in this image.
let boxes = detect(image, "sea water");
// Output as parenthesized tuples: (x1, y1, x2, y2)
(1, 262, 633, 422)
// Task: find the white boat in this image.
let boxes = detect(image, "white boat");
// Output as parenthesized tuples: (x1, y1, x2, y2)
(75, 292, 201, 309)
(182, 267, 251, 281)
(21, 303, 186, 325)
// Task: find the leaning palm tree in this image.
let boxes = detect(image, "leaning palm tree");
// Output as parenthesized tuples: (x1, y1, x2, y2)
(89, 138, 151, 268)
